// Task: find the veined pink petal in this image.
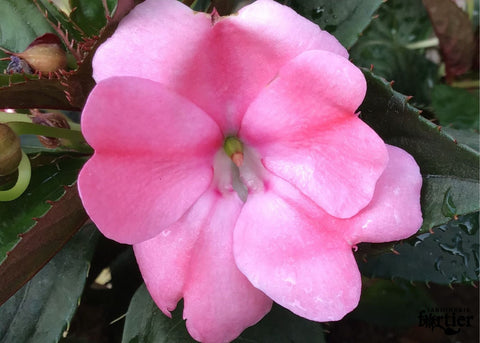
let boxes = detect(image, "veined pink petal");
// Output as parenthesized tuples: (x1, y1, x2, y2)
(230, 0, 348, 58)
(134, 191, 272, 343)
(234, 176, 361, 322)
(78, 77, 222, 244)
(133, 192, 212, 316)
(92, 0, 348, 132)
(344, 145, 423, 244)
(240, 50, 388, 219)
(92, 0, 212, 84)
(79, 77, 222, 155)
(183, 194, 272, 343)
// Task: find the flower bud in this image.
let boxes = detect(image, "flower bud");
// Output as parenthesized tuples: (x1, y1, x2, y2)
(0, 123, 22, 176)
(15, 33, 67, 73)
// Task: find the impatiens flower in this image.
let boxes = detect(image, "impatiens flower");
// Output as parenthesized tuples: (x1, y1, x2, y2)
(77, 0, 423, 342)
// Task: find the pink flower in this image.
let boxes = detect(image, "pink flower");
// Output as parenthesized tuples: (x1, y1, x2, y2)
(78, 0, 423, 342)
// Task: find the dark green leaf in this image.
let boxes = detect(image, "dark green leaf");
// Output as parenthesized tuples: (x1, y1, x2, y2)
(0, 224, 99, 343)
(70, 0, 116, 37)
(359, 68, 479, 232)
(350, 0, 436, 105)
(289, 0, 383, 49)
(0, 156, 88, 305)
(0, 0, 53, 53)
(190, 0, 212, 12)
(431, 84, 479, 129)
(123, 285, 325, 343)
(0, 155, 85, 260)
(348, 279, 435, 327)
(122, 285, 195, 343)
(441, 187, 457, 218)
(359, 68, 479, 177)
(441, 127, 479, 151)
(421, 176, 479, 232)
(357, 213, 479, 284)
(237, 304, 325, 343)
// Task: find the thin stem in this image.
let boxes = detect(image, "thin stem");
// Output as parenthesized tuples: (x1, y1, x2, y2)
(0, 151, 31, 201)
(467, 0, 474, 19)
(406, 37, 439, 50)
(0, 112, 32, 124)
(451, 79, 480, 89)
(7, 121, 92, 154)
(0, 111, 82, 131)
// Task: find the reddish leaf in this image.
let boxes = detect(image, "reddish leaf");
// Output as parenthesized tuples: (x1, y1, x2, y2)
(423, 0, 475, 80)
(0, 184, 88, 305)
(0, 77, 75, 110)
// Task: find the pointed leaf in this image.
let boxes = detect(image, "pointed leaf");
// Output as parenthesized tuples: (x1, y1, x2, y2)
(357, 213, 479, 284)
(289, 0, 383, 49)
(122, 284, 325, 343)
(442, 127, 479, 151)
(359, 68, 479, 232)
(122, 285, 196, 343)
(0, 0, 54, 54)
(0, 156, 88, 305)
(421, 176, 479, 231)
(0, 224, 99, 343)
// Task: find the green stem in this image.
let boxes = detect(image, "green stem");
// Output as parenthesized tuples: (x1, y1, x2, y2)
(0, 111, 82, 131)
(406, 37, 439, 50)
(0, 151, 31, 201)
(6, 121, 92, 154)
(467, 0, 474, 19)
(451, 80, 480, 89)
(0, 111, 32, 124)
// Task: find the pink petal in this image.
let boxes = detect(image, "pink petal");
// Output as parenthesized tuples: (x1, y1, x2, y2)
(134, 191, 272, 343)
(93, 0, 347, 132)
(231, 0, 348, 58)
(78, 77, 222, 244)
(92, 0, 212, 84)
(133, 192, 212, 316)
(234, 176, 361, 322)
(240, 50, 388, 218)
(344, 145, 423, 244)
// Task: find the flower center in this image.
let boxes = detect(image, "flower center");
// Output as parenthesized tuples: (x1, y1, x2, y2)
(213, 136, 265, 202)
(223, 136, 244, 167)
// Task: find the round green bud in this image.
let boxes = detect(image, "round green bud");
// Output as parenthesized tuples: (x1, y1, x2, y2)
(0, 123, 22, 176)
